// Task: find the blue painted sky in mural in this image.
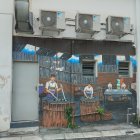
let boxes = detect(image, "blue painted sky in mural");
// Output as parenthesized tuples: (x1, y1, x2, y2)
(116, 55, 137, 66)
(21, 46, 102, 64)
(67, 54, 102, 64)
(22, 45, 137, 66)
(22, 45, 80, 63)
(130, 56, 137, 66)
(94, 55, 102, 65)
(22, 44, 39, 54)
(68, 55, 79, 63)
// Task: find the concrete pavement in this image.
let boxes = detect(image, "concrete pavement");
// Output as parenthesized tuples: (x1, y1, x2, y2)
(1, 130, 140, 140)
(1, 125, 140, 140)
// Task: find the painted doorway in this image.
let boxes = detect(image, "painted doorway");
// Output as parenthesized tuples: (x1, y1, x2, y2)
(12, 62, 39, 122)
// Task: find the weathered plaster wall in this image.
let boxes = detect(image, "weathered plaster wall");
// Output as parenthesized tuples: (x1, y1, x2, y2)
(136, 0, 140, 117)
(0, 0, 14, 132)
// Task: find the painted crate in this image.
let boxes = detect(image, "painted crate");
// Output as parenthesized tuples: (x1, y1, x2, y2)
(42, 102, 75, 128)
(80, 100, 100, 122)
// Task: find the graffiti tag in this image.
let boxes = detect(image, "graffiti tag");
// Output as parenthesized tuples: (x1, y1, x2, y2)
(0, 75, 10, 89)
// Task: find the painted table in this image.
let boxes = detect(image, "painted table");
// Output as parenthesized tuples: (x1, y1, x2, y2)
(104, 89, 132, 105)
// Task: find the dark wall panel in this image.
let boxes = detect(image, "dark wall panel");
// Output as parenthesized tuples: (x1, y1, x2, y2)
(13, 36, 135, 55)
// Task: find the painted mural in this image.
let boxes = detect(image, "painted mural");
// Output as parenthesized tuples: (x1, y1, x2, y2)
(12, 44, 137, 128)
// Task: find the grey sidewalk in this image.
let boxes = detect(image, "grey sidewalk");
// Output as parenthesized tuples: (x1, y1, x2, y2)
(42, 128, 140, 140)
(1, 130, 140, 140)
(1, 124, 140, 140)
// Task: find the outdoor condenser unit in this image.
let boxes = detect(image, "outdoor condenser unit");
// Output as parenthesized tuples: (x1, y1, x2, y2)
(40, 10, 65, 31)
(106, 16, 131, 36)
(75, 13, 100, 34)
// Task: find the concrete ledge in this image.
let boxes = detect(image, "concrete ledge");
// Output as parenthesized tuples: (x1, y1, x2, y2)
(65, 133, 84, 139)
(0, 137, 21, 140)
(83, 131, 102, 138)
(8, 127, 39, 135)
(21, 136, 42, 140)
(1, 128, 140, 140)
(41, 128, 140, 140)
(43, 134, 65, 140)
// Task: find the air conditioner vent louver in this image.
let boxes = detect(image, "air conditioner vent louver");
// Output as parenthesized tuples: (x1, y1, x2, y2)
(111, 17, 124, 36)
(79, 14, 93, 31)
(76, 13, 100, 34)
(41, 11, 57, 27)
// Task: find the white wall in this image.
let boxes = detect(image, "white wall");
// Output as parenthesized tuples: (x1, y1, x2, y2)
(0, 0, 14, 14)
(0, 0, 13, 132)
(136, 0, 140, 117)
(31, 0, 135, 21)
(29, 0, 135, 40)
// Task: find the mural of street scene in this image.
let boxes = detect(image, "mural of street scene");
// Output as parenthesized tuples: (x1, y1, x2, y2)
(12, 43, 137, 128)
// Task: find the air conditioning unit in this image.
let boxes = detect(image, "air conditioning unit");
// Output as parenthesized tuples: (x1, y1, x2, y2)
(75, 13, 100, 34)
(15, 0, 33, 33)
(106, 16, 131, 36)
(40, 10, 65, 31)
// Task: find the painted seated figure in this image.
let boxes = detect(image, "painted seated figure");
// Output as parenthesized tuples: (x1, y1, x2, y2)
(84, 84, 94, 99)
(108, 82, 112, 90)
(121, 82, 126, 90)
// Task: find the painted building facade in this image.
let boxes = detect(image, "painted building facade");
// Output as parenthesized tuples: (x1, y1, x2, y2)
(0, 0, 140, 132)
